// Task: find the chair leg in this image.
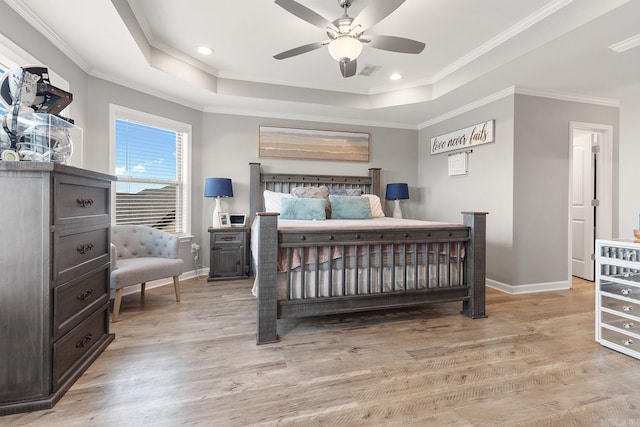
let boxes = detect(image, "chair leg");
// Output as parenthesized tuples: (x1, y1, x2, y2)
(141, 282, 146, 297)
(173, 276, 181, 302)
(113, 288, 123, 322)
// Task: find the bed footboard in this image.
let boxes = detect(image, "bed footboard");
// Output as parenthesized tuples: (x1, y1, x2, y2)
(255, 212, 487, 344)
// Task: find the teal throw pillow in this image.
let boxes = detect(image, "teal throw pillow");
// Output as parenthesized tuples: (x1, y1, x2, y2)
(329, 195, 373, 219)
(280, 197, 326, 220)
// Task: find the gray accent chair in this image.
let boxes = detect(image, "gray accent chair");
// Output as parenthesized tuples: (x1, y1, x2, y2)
(110, 225, 184, 322)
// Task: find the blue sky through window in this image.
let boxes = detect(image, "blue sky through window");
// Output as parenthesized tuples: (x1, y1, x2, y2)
(115, 119, 178, 194)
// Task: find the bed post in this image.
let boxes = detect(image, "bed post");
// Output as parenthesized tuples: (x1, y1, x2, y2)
(461, 212, 488, 319)
(256, 212, 280, 344)
(369, 167, 381, 198)
(249, 162, 262, 227)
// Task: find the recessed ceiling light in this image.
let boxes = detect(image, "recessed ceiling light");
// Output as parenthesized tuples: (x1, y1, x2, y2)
(390, 73, 402, 81)
(197, 46, 213, 55)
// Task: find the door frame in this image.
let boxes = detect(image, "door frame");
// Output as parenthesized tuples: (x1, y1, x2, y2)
(568, 121, 613, 285)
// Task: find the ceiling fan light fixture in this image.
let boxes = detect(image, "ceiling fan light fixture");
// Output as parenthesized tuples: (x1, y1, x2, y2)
(328, 36, 363, 61)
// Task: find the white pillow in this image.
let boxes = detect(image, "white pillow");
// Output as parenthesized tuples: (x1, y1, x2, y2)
(264, 190, 292, 212)
(362, 194, 385, 218)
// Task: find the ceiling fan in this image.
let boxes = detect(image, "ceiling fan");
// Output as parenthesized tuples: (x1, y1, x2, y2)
(273, 0, 425, 78)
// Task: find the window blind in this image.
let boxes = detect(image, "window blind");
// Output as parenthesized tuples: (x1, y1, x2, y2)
(114, 119, 185, 233)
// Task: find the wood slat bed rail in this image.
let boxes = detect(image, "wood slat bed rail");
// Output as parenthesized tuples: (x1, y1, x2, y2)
(254, 212, 487, 344)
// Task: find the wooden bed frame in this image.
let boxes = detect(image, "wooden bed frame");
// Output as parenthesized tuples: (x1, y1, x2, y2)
(249, 162, 487, 344)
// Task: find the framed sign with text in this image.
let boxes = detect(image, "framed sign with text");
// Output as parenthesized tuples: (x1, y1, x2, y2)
(430, 120, 495, 155)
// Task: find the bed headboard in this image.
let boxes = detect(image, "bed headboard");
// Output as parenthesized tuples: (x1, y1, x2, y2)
(249, 162, 381, 225)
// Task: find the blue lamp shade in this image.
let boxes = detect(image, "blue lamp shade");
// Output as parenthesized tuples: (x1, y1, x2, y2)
(204, 178, 233, 198)
(385, 183, 409, 200)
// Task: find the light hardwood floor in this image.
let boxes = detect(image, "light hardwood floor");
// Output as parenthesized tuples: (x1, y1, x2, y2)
(4, 277, 640, 426)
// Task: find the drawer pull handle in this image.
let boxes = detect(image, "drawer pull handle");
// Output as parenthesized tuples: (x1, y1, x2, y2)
(623, 339, 634, 347)
(77, 243, 94, 254)
(623, 322, 634, 329)
(221, 236, 236, 241)
(623, 305, 633, 312)
(621, 288, 633, 296)
(77, 198, 94, 207)
(77, 288, 94, 301)
(76, 333, 93, 348)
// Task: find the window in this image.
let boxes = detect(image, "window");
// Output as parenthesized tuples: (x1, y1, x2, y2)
(110, 105, 191, 236)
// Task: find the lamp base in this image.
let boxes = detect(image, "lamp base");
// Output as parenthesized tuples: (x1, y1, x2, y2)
(212, 197, 222, 228)
(392, 199, 403, 219)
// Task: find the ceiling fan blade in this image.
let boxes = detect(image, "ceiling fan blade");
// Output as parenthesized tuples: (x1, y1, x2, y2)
(351, 0, 405, 32)
(339, 58, 357, 78)
(274, 41, 326, 60)
(274, 0, 338, 32)
(362, 35, 425, 54)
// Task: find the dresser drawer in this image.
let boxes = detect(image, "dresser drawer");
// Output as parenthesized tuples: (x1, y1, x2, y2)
(600, 281, 640, 301)
(211, 231, 245, 245)
(601, 295, 640, 317)
(600, 327, 639, 351)
(53, 225, 110, 285)
(52, 304, 110, 390)
(601, 310, 639, 332)
(53, 266, 110, 339)
(53, 174, 110, 226)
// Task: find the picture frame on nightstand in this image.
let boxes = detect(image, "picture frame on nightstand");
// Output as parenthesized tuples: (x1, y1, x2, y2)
(218, 212, 231, 227)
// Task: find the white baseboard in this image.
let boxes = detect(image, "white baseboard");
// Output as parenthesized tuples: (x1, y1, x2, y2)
(487, 278, 571, 295)
(119, 268, 210, 297)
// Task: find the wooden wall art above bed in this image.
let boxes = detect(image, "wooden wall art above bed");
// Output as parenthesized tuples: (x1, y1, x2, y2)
(249, 163, 487, 344)
(258, 126, 369, 162)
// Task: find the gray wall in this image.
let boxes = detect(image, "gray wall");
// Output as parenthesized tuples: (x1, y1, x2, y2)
(199, 113, 419, 254)
(0, 2, 88, 138)
(513, 94, 619, 287)
(85, 77, 204, 267)
(418, 96, 515, 286)
(419, 93, 619, 291)
(619, 84, 640, 237)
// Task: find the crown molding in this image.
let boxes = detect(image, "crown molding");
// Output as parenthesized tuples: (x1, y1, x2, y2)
(417, 87, 516, 129)
(515, 87, 620, 107)
(430, 0, 574, 84)
(608, 33, 640, 53)
(89, 69, 206, 112)
(203, 105, 418, 130)
(4, 0, 91, 72)
(417, 85, 620, 130)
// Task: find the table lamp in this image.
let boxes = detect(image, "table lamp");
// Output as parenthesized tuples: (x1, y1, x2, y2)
(204, 178, 233, 227)
(385, 183, 409, 218)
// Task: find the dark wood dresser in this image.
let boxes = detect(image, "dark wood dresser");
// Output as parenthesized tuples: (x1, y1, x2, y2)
(0, 163, 115, 415)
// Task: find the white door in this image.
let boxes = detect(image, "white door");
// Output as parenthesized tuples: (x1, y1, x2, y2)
(571, 129, 595, 281)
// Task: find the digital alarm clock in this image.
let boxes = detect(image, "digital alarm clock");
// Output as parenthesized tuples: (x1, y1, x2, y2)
(229, 214, 247, 227)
